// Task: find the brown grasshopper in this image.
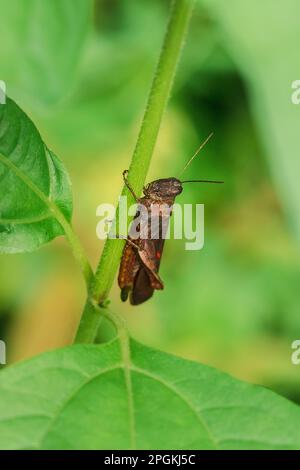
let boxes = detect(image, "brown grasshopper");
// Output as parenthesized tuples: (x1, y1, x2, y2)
(117, 134, 223, 305)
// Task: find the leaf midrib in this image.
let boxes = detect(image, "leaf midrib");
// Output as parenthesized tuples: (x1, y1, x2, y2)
(0, 212, 52, 225)
(16, 362, 219, 450)
(0, 152, 70, 234)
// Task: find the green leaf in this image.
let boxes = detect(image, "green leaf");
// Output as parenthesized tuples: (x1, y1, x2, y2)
(0, 97, 72, 253)
(0, 0, 91, 106)
(0, 338, 299, 450)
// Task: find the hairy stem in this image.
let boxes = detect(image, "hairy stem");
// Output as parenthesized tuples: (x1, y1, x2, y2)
(75, 0, 195, 343)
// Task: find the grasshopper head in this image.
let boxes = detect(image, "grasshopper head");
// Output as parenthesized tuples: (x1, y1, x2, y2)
(144, 178, 183, 199)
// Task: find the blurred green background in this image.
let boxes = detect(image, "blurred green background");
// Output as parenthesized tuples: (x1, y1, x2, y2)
(1, 0, 300, 404)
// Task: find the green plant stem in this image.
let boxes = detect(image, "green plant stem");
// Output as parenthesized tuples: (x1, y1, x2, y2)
(75, 0, 195, 344)
(59, 218, 94, 287)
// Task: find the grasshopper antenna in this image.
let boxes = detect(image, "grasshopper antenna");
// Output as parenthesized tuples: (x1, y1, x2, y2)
(178, 132, 214, 178)
(181, 179, 224, 184)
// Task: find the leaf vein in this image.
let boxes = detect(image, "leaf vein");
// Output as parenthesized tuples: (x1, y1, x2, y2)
(131, 366, 219, 450)
(37, 365, 122, 448)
